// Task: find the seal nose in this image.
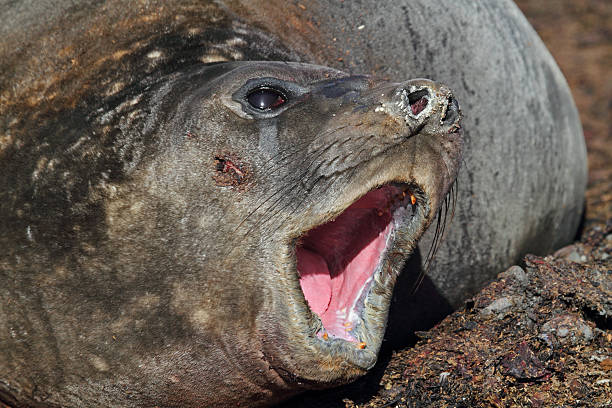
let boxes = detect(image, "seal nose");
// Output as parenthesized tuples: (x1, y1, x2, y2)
(392, 79, 461, 134)
(406, 89, 430, 116)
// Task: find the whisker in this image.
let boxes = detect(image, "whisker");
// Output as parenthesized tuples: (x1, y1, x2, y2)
(265, 165, 357, 241)
(234, 138, 341, 240)
(231, 128, 349, 235)
(253, 124, 351, 184)
(284, 171, 339, 223)
(412, 177, 459, 294)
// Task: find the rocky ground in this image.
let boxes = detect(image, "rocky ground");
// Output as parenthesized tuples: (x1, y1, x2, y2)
(280, 0, 611, 406)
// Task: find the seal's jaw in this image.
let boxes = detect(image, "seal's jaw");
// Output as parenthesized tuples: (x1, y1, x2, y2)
(295, 183, 422, 357)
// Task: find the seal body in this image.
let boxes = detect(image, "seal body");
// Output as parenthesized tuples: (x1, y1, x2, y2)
(0, 0, 585, 407)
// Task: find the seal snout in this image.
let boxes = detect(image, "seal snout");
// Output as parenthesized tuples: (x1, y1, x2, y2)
(389, 79, 462, 136)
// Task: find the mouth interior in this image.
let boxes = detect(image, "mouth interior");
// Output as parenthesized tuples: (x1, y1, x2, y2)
(296, 184, 414, 341)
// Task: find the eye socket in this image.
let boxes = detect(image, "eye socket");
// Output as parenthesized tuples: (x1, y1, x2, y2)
(246, 87, 287, 111)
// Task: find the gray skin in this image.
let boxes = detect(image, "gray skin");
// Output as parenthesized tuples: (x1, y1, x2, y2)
(0, 0, 585, 407)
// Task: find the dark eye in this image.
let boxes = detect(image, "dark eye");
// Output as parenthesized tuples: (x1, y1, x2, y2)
(246, 87, 286, 110)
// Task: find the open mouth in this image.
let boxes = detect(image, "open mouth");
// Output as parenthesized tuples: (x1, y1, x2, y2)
(296, 183, 417, 343)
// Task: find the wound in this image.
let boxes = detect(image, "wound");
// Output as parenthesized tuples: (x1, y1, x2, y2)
(213, 153, 252, 188)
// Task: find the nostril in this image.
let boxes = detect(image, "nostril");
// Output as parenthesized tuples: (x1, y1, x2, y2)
(443, 96, 459, 124)
(407, 89, 429, 115)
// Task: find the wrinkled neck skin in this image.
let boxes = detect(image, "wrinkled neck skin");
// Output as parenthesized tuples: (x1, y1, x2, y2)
(0, 61, 461, 408)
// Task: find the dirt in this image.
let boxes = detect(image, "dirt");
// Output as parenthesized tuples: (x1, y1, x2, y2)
(280, 0, 611, 406)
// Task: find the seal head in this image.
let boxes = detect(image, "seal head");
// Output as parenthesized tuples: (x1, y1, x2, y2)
(211, 62, 463, 372)
(0, 61, 461, 407)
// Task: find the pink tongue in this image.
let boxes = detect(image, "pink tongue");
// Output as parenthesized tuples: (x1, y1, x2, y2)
(296, 222, 392, 341)
(296, 247, 332, 316)
(296, 185, 404, 340)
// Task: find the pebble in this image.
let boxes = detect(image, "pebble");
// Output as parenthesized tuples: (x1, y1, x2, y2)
(540, 314, 594, 345)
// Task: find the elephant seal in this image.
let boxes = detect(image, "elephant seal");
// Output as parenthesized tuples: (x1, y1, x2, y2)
(0, 0, 585, 407)
(1, 11, 463, 407)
